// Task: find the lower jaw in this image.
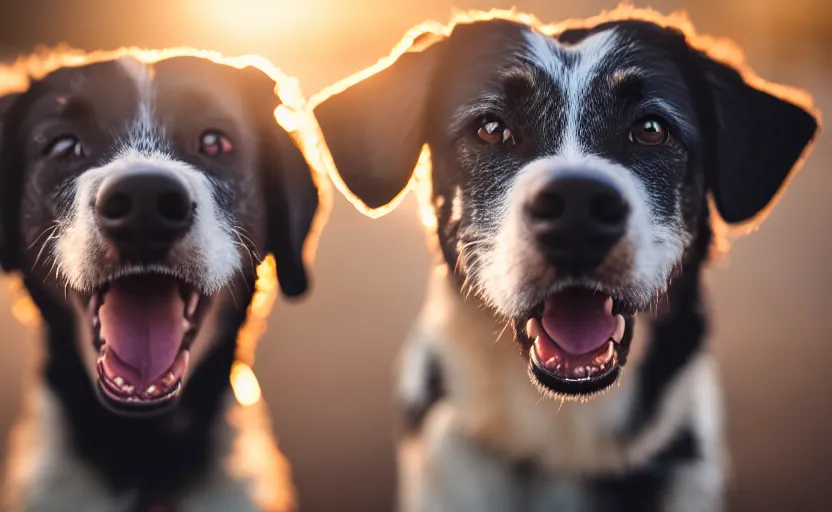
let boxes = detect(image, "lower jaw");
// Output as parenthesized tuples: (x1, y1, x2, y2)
(518, 315, 635, 400)
(97, 380, 183, 417)
(528, 347, 622, 399)
(95, 345, 190, 417)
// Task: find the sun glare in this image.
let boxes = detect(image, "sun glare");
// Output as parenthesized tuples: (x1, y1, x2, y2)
(195, 0, 321, 41)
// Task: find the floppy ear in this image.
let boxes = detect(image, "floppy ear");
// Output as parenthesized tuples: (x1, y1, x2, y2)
(697, 53, 819, 224)
(262, 120, 319, 297)
(236, 66, 319, 297)
(313, 36, 445, 210)
(0, 91, 22, 272)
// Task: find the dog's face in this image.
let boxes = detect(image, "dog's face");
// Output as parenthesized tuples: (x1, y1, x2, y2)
(0, 56, 318, 415)
(314, 18, 817, 398)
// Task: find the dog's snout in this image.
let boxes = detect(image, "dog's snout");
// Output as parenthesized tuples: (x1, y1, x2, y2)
(96, 169, 194, 261)
(526, 175, 629, 271)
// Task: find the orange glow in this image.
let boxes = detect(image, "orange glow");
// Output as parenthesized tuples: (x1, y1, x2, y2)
(1, 47, 332, 405)
(230, 361, 263, 407)
(192, 0, 328, 43)
(308, 6, 821, 252)
(8, 278, 39, 328)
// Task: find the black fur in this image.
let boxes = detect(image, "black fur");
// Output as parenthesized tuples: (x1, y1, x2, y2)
(316, 15, 816, 402)
(316, 14, 817, 510)
(0, 56, 319, 503)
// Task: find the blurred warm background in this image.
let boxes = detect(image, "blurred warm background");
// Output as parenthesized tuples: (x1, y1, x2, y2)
(0, 0, 830, 510)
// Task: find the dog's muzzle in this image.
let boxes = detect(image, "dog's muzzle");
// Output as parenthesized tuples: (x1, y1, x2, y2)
(518, 173, 634, 399)
(88, 166, 211, 416)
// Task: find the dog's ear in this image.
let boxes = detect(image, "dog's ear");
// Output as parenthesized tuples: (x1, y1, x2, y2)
(236, 67, 319, 297)
(313, 36, 445, 211)
(0, 91, 22, 272)
(696, 52, 818, 224)
(262, 119, 319, 297)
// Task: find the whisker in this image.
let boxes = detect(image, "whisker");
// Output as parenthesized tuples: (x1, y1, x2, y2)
(31, 232, 60, 272)
(27, 224, 59, 250)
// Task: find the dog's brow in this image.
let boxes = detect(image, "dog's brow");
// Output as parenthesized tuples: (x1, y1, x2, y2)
(499, 68, 538, 90)
(610, 67, 646, 95)
(56, 96, 96, 123)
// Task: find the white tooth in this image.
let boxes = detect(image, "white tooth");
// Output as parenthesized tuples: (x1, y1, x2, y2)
(545, 356, 560, 371)
(593, 343, 615, 366)
(572, 366, 586, 378)
(586, 366, 599, 376)
(182, 318, 191, 330)
(604, 297, 614, 315)
(113, 376, 124, 386)
(526, 319, 542, 339)
(92, 316, 99, 328)
(186, 293, 199, 317)
(611, 315, 625, 343)
(145, 385, 157, 395)
(123, 385, 135, 394)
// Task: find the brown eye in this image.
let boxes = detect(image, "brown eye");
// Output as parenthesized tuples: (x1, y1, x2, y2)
(477, 118, 515, 146)
(199, 131, 233, 157)
(629, 118, 668, 145)
(46, 136, 84, 159)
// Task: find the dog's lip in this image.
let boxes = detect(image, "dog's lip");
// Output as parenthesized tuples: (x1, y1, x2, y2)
(526, 316, 623, 387)
(88, 270, 213, 416)
(519, 287, 633, 398)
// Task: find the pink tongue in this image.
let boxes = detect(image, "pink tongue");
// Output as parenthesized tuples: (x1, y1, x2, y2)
(99, 275, 185, 388)
(540, 289, 616, 356)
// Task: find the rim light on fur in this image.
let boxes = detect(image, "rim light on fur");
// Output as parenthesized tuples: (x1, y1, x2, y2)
(1, 46, 333, 406)
(308, 6, 821, 251)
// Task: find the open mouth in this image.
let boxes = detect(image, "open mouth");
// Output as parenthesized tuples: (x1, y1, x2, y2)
(523, 287, 632, 399)
(88, 273, 210, 416)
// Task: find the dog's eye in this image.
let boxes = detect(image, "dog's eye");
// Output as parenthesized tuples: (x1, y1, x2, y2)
(477, 118, 515, 146)
(629, 118, 668, 145)
(46, 136, 84, 159)
(199, 131, 234, 157)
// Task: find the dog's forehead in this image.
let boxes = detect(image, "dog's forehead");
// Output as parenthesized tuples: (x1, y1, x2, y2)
(20, 60, 141, 127)
(151, 58, 253, 117)
(522, 27, 622, 86)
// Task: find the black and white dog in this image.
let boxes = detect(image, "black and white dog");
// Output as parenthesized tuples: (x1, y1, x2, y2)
(313, 9, 819, 511)
(0, 50, 321, 511)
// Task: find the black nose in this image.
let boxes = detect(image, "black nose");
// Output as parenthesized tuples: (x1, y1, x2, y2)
(96, 169, 194, 262)
(525, 175, 629, 273)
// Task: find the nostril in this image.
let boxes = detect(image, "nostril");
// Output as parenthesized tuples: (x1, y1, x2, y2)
(157, 192, 191, 223)
(528, 192, 567, 221)
(100, 192, 132, 221)
(589, 193, 629, 226)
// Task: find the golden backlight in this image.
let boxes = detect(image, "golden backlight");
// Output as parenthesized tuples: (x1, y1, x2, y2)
(191, 0, 347, 45)
(308, 6, 821, 254)
(0, 46, 332, 407)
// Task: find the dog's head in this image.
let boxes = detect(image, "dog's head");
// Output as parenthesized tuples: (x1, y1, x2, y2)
(313, 14, 818, 399)
(0, 54, 319, 415)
